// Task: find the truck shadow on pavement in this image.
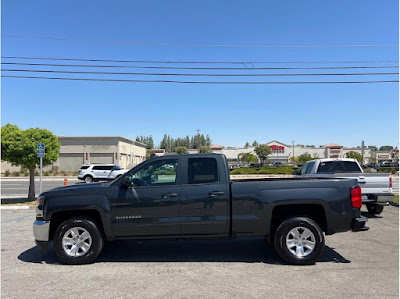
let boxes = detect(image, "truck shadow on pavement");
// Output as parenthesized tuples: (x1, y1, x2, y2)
(18, 237, 350, 265)
(361, 211, 383, 219)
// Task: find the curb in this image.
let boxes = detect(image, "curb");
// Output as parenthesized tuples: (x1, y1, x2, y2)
(2, 197, 34, 205)
(1, 176, 77, 181)
(0, 206, 30, 210)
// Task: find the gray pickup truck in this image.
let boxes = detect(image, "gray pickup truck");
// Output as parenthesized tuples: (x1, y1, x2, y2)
(34, 154, 367, 265)
(294, 158, 394, 214)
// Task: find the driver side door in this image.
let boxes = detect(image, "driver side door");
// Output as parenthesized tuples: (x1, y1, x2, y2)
(110, 158, 182, 237)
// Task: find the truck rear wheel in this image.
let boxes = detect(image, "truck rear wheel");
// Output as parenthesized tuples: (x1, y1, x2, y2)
(366, 204, 384, 215)
(54, 217, 104, 265)
(274, 217, 325, 265)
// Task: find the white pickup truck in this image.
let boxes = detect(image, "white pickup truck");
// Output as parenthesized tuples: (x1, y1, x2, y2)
(294, 158, 394, 214)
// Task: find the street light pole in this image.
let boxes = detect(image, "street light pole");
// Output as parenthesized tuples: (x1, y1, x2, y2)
(291, 141, 295, 162)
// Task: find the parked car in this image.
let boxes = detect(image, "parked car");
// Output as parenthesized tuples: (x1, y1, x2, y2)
(34, 154, 367, 265)
(78, 164, 128, 183)
(293, 158, 394, 214)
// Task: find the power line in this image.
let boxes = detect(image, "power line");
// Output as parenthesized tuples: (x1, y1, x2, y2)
(3, 75, 398, 84)
(2, 35, 397, 48)
(2, 62, 398, 70)
(2, 56, 398, 65)
(3, 69, 398, 77)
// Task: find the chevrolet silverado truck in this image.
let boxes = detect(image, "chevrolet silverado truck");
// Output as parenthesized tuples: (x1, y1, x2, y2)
(33, 154, 367, 265)
(294, 158, 394, 214)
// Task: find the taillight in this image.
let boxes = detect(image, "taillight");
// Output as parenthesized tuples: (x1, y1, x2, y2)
(351, 186, 362, 209)
(78, 169, 82, 173)
(389, 177, 392, 188)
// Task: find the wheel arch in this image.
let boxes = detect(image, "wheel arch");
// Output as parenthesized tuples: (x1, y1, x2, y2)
(269, 203, 327, 241)
(49, 209, 110, 241)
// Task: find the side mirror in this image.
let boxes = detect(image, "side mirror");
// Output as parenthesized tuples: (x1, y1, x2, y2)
(122, 176, 132, 188)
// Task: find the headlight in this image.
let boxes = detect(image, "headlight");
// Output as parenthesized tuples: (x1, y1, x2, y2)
(36, 195, 44, 218)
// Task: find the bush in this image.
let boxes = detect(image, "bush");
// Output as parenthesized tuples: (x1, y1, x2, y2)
(61, 171, 68, 176)
(230, 167, 258, 174)
(34, 170, 39, 176)
(4, 170, 10, 177)
(23, 170, 29, 176)
(72, 171, 78, 176)
(12, 171, 20, 177)
(154, 170, 175, 175)
(43, 171, 50, 176)
(377, 167, 399, 175)
(230, 166, 297, 175)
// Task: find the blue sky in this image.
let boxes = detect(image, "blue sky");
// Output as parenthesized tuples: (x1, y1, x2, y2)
(2, 0, 399, 148)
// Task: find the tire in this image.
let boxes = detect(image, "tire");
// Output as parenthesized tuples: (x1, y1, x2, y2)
(273, 217, 325, 265)
(84, 175, 93, 183)
(54, 217, 104, 265)
(366, 204, 384, 214)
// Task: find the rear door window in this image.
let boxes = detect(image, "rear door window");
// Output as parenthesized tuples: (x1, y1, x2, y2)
(300, 163, 309, 175)
(80, 165, 89, 170)
(188, 158, 218, 184)
(306, 162, 315, 174)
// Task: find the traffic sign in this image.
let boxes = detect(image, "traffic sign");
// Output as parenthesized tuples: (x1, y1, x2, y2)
(37, 143, 45, 151)
(37, 152, 45, 158)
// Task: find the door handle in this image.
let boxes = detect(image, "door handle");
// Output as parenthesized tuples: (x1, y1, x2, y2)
(162, 193, 178, 198)
(209, 191, 225, 197)
(359, 177, 366, 184)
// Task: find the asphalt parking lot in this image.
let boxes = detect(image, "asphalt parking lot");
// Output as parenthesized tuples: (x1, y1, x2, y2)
(1, 206, 398, 298)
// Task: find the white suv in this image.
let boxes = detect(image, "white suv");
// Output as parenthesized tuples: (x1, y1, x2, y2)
(78, 164, 129, 183)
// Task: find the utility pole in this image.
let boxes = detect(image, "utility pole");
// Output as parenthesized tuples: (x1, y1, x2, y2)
(361, 140, 365, 164)
(291, 141, 295, 162)
(195, 129, 200, 149)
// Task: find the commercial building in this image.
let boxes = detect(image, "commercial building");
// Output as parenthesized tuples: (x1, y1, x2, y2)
(1, 136, 147, 173)
(219, 141, 387, 164)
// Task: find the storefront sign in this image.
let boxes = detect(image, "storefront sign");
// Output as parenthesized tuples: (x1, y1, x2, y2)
(270, 145, 285, 151)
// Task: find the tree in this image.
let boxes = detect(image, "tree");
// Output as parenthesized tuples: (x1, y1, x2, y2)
(391, 147, 399, 163)
(244, 142, 250, 148)
(297, 153, 314, 164)
(238, 152, 258, 164)
(345, 151, 362, 163)
(199, 146, 213, 153)
(289, 156, 299, 165)
(379, 145, 393, 152)
(175, 146, 188, 154)
(146, 149, 155, 159)
(252, 141, 258, 147)
(1, 124, 60, 201)
(254, 144, 271, 166)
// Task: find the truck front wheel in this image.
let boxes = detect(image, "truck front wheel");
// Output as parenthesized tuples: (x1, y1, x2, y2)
(54, 217, 104, 265)
(274, 217, 325, 265)
(366, 204, 384, 215)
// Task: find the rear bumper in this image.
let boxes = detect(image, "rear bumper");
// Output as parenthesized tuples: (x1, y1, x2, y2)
(362, 193, 394, 204)
(351, 216, 369, 232)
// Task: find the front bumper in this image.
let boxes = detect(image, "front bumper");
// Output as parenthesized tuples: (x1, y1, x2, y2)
(33, 220, 50, 241)
(351, 216, 369, 232)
